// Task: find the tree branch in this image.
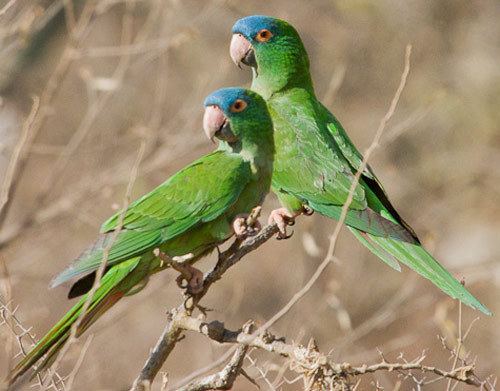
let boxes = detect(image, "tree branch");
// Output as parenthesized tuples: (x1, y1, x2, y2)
(176, 344, 248, 391)
(163, 313, 490, 390)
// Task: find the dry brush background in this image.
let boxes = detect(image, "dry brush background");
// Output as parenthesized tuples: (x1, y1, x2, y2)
(0, 0, 499, 390)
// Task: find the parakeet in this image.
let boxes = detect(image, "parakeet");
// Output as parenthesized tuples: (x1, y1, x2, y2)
(229, 15, 491, 315)
(9, 87, 275, 384)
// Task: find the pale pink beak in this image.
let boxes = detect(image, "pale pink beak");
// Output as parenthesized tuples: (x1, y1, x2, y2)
(230, 33, 252, 68)
(203, 105, 226, 142)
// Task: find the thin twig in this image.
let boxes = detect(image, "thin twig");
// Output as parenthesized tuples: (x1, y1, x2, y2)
(38, 0, 136, 203)
(0, 257, 14, 373)
(62, 0, 76, 34)
(64, 334, 94, 391)
(447, 301, 463, 391)
(0, 96, 40, 227)
(0, 0, 16, 17)
(0, 299, 65, 390)
(0, 2, 96, 248)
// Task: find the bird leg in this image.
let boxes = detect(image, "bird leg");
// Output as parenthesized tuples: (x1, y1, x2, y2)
(232, 207, 262, 239)
(153, 249, 204, 294)
(173, 263, 204, 294)
(268, 208, 299, 240)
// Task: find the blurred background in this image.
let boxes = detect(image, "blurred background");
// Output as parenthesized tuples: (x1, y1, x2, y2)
(0, 0, 499, 389)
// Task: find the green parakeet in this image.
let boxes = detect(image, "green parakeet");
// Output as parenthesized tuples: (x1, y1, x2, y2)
(9, 87, 275, 384)
(230, 15, 490, 315)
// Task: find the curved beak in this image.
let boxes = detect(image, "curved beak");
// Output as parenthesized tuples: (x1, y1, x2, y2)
(230, 33, 256, 68)
(203, 105, 238, 143)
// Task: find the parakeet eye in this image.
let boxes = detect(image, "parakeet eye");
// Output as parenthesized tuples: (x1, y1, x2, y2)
(255, 29, 273, 42)
(230, 99, 247, 113)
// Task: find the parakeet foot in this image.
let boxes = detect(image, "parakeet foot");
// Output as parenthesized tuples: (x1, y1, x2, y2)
(268, 208, 297, 240)
(153, 249, 204, 294)
(232, 213, 262, 238)
(174, 264, 204, 294)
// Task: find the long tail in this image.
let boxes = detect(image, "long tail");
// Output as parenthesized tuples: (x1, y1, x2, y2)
(349, 228, 491, 315)
(8, 257, 146, 385)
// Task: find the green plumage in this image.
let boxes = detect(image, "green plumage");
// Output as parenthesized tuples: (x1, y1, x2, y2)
(9, 88, 275, 384)
(232, 15, 490, 315)
(51, 151, 253, 285)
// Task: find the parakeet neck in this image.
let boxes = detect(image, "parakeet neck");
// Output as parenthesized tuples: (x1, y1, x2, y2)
(240, 131, 275, 174)
(222, 125, 274, 174)
(251, 50, 314, 100)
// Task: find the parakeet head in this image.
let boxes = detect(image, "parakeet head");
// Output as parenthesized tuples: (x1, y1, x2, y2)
(203, 87, 273, 155)
(230, 15, 313, 98)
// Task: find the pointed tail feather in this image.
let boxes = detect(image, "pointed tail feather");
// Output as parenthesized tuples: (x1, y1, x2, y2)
(352, 231, 491, 315)
(349, 227, 401, 271)
(310, 201, 418, 244)
(8, 257, 143, 385)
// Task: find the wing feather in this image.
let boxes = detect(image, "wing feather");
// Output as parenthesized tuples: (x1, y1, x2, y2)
(52, 151, 251, 286)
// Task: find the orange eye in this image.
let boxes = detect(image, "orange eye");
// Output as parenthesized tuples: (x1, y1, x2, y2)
(255, 29, 273, 42)
(230, 99, 247, 113)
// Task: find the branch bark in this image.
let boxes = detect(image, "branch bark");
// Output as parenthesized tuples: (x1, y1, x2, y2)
(164, 313, 489, 390)
(176, 344, 248, 391)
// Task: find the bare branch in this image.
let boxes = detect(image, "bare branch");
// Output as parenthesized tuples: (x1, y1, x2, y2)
(173, 347, 239, 388)
(129, 314, 183, 391)
(176, 345, 248, 391)
(163, 313, 490, 389)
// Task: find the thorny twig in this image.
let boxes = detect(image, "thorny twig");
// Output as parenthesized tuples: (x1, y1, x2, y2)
(0, 299, 64, 390)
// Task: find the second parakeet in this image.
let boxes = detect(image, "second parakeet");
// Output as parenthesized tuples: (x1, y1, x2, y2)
(229, 15, 490, 315)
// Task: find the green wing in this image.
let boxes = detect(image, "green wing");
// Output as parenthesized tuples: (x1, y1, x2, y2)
(269, 91, 416, 242)
(324, 106, 419, 239)
(319, 104, 490, 315)
(101, 151, 250, 234)
(52, 151, 251, 286)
